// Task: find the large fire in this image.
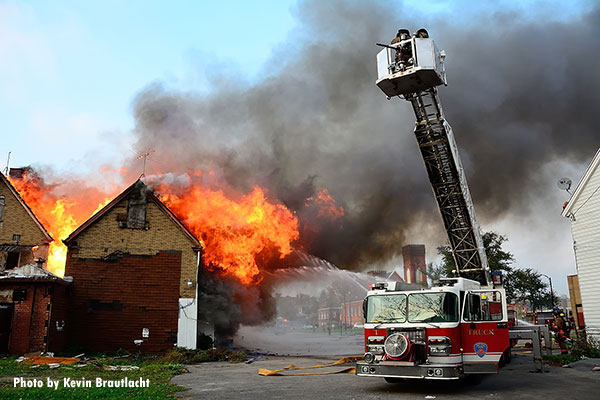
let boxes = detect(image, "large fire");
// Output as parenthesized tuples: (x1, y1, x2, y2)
(157, 182, 300, 284)
(8, 171, 114, 276)
(8, 169, 343, 285)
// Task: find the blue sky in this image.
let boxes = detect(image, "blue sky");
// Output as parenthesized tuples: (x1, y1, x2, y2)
(2, 0, 593, 173)
(1, 0, 299, 173)
(1, 0, 596, 294)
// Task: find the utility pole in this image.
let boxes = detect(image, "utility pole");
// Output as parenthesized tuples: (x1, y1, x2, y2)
(542, 273, 555, 308)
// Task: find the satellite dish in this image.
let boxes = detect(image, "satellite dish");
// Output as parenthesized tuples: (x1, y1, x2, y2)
(557, 177, 572, 192)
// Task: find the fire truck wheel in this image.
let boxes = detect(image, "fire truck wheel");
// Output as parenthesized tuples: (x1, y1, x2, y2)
(499, 347, 512, 367)
(384, 377, 404, 384)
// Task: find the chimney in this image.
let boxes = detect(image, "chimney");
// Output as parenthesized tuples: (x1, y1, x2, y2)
(402, 244, 426, 285)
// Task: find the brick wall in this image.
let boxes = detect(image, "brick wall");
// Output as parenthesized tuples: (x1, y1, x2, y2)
(47, 284, 69, 354)
(0, 281, 67, 355)
(0, 179, 49, 247)
(0, 179, 50, 270)
(65, 250, 181, 354)
(69, 197, 198, 298)
(402, 244, 426, 285)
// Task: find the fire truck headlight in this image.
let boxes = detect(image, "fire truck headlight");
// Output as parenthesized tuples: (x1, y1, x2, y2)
(364, 352, 375, 364)
(428, 336, 451, 355)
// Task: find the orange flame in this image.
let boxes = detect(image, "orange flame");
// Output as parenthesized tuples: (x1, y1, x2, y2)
(8, 168, 342, 285)
(157, 183, 299, 285)
(8, 172, 116, 277)
(305, 188, 344, 220)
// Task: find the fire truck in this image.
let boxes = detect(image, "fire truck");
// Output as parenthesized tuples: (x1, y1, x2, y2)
(356, 29, 511, 381)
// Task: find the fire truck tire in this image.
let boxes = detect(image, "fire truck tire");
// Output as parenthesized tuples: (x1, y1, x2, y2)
(499, 347, 512, 367)
(384, 377, 404, 384)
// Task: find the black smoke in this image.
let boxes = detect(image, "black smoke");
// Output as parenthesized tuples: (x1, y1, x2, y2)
(132, 0, 600, 271)
(197, 267, 275, 339)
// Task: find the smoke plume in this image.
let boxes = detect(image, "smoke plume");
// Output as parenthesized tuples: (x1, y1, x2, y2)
(131, 1, 600, 271)
(128, 1, 600, 332)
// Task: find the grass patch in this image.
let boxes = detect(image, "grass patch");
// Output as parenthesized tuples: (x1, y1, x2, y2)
(0, 347, 247, 399)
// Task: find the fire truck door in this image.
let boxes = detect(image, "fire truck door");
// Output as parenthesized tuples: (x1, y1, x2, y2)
(460, 290, 509, 374)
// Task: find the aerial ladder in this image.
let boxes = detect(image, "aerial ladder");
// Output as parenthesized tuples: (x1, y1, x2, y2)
(371, 30, 549, 372)
(375, 30, 490, 286)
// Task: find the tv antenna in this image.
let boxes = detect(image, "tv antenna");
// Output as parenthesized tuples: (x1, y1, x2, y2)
(557, 177, 572, 194)
(136, 149, 155, 178)
(3, 152, 10, 176)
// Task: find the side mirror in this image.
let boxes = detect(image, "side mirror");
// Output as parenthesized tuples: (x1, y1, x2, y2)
(362, 298, 368, 322)
(469, 294, 481, 317)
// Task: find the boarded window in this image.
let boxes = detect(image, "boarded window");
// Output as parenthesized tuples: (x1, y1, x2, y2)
(127, 181, 148, 229)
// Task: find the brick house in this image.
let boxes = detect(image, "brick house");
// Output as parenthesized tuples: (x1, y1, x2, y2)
(317, 307, 341, 328)
(0, 265, 70, 354)
(0, 173, 52, 271)
(341, 300, 364, 328)
(63, 180, 206, 353)
(0, 173, 69, 355)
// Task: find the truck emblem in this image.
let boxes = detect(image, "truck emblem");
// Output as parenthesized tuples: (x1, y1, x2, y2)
(474, 343, 487, 358)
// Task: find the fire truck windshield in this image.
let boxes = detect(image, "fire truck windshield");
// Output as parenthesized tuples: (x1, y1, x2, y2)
(366, 294, 407, 323)
(408, 292, 459, 323)
(366, 292, 459, 324)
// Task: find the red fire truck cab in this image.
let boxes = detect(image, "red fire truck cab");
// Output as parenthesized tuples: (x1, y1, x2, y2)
(356, 278, 510, 381)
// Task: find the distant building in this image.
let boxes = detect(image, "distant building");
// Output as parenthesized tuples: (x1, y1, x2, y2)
(64, 180, 206, 353)
(317, 307, 341, 328)
(341, 300, 363, 328)
(562, 148, 600, 340)
(366, 270, 404, 282)
(402, 244, 427, 286)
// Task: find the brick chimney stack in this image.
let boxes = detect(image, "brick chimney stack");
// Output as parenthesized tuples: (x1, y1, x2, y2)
(402, 245, 426, 285)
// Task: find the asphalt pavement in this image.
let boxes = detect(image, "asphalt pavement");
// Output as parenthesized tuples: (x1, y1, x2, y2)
(172, 329, 600, 400)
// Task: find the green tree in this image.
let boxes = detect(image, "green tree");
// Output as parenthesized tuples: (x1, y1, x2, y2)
(423, 261, 447, 286)
(511, 268, 550, 311)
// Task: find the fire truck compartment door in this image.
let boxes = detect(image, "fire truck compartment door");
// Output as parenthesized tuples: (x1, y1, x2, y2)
(460, 289, 509, 373)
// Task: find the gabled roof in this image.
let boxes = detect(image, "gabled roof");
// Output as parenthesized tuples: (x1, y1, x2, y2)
(63, 179, 202, 249)
(562, 148, 600, 218)
(386, 270, 404, 282)
(0, 173, 53, 242)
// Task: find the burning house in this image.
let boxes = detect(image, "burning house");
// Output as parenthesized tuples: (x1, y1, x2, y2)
(63, 180, 207, 353)
(0, 264, 70, 355)
(0, 172, 70, 355)
(0, 172, 52, 271)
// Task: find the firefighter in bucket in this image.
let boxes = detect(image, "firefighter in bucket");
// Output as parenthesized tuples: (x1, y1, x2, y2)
(390, 29, 412, 70)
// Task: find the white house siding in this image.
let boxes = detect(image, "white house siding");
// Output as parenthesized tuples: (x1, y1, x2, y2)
(568, 161, 600, 341)
(177, 298, 198, 349)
